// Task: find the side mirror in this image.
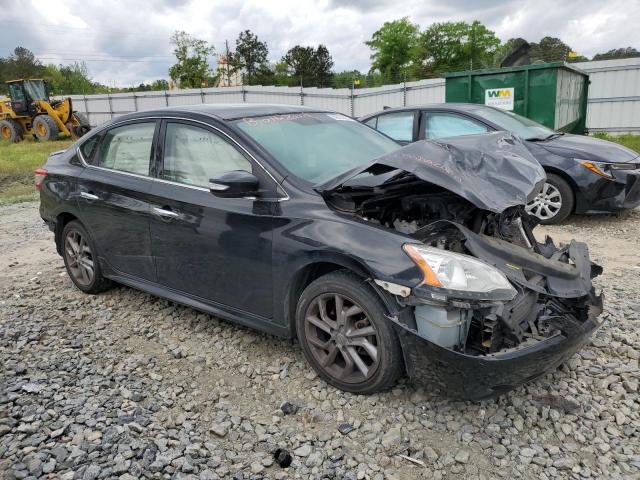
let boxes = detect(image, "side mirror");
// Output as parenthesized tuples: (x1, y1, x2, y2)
(209, 170, 259, 198)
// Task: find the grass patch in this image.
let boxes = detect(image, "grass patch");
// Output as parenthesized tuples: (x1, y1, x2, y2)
(591, 133, 640, 154)
(0, 138, 74, 205)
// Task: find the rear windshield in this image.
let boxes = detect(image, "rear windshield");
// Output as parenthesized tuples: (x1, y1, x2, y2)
(234, 112, 399, 184)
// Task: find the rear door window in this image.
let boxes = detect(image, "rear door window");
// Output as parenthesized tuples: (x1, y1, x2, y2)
(375, 112, 415, 142)
(423, 112, 489, 139)
(96, 122, 156, 176)
(79, 135, 101, 163)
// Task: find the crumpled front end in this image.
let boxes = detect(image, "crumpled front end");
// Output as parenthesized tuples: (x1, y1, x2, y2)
(392, 220, 604, 400)
(321, 133, 604, 399)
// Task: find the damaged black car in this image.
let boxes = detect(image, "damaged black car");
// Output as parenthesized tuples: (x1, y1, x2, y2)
(38, 105, 603, 400)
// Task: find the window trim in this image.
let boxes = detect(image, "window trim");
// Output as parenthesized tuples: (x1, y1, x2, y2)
(76, 116, 289, 200)
(87, 119, 159, 177)
(419, 110, 495, 140)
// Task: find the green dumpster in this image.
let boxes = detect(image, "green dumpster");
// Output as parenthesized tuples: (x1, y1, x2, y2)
(444, 62, 589, 134)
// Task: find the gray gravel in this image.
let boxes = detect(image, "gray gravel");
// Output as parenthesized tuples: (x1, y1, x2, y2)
(1, 201, 639, 479)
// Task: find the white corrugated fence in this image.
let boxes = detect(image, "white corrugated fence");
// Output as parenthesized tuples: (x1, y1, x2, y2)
(65, 57, 640, 134)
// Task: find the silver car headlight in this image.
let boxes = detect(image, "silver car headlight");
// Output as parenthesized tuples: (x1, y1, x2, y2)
(404, 244, 517, 300)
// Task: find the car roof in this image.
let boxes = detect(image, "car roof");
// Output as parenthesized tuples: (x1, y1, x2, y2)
(119, 103, 328, 122)
(359, 103, 485, 119)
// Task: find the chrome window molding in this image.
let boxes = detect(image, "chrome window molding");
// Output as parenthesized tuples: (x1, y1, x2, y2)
(76, 115, 290, 201)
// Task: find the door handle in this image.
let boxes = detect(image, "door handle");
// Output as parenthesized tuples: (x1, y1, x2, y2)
(153, 207, 180, 218)
(80, 191, 100, 201)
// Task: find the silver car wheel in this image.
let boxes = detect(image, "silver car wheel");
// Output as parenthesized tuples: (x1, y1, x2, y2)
(526, 182, 563, 220)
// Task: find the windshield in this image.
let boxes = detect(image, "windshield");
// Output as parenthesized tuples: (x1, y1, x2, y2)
(23, 80, 48, 101)
(470, 106, 555, 140)
(235, 112, 400, 184)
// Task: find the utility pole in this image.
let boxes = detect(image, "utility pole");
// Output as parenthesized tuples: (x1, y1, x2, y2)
(225, 40, 231, 87)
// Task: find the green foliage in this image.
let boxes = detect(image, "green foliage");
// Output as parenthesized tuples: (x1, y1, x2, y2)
(281, 45, 334, 87)
(0, 47, 45, 94)
(43, 62, 94, 95)
(592, 47, 640, 61)
(591, 133, 640, 153)
(0, 138, 74, 205)
(169, 31, 216, 88)
(365, 18, 419, 82)
(414, 20, 499, 75)
(231, 30, 269, 85)
(332, 70, 363, 88)
(530, 37, 572, 62)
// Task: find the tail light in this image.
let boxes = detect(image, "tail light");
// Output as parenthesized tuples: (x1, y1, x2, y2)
(34, 169, 48, 191)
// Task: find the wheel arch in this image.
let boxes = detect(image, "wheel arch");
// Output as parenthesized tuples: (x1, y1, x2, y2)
(542, 167, 578, 213)
(54, 211, 80, 255)
(283, 254, 403, 338)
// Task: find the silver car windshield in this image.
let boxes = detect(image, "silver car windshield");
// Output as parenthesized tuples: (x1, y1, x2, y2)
(470, 106, 555, 140)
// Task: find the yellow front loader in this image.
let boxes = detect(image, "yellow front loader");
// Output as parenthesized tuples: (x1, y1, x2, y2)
(0, 79, 91, 142)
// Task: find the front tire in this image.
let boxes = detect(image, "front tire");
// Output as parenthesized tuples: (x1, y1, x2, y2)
(61, 221, 111, 294)
(33, 115, 59, 141)
(525, 173, 574, 225)
(296, 271, 404, 394)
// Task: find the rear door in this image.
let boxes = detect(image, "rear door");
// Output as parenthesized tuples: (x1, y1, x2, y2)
(77, 120, 159, 281)
(148, 119, 277, 318)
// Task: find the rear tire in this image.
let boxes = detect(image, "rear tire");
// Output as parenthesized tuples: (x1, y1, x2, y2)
(61, 220, 111, 294)
(526, 173, 574, 225)
(0, 119, 23, 142)
(296, 271, 404, 394)
(33, 115, 59, 141)
(72, 111, 91, 138)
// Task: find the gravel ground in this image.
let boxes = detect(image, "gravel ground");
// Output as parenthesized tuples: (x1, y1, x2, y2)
(1, 201, 638, 480)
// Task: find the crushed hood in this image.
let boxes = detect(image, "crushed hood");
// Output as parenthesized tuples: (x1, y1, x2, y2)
(318, 132, 546, 213)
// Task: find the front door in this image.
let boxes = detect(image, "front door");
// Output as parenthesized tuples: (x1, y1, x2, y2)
(149, 120, 276, 318)
(77, 120, 158, 281)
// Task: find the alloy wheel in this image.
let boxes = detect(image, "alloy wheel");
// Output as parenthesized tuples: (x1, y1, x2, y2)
(526, 182, 563, 220)
(304, 293, 380, 383)
(64, 229, 95, 286)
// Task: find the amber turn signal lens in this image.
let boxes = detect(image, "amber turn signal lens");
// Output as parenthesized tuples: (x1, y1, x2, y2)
(579, 161, 611, 178)
(403, 244, 443, 287)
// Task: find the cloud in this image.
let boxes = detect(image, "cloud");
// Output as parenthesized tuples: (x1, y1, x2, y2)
(1, 0, 638, 86)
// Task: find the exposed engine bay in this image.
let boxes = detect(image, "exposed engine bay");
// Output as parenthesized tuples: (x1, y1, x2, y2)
(319, 133, 603, 358)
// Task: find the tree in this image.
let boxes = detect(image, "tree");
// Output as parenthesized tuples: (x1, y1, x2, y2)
(169, 31, 216, 88)
(43, 62, 94, 95)
(414, 21, 500, 75)
(283, 46, 315, 85)
(282, 45, 334, 86)
(7, 47, 44, 79)
(231, 30, 269, 85)
(530, 37, 572, 62)
(365, 18, 419, 81)
(332, 70, 363, 88)
(313, 45, 334, 87)
(492, 37, 528, 66)
(592, 47, 640, 61)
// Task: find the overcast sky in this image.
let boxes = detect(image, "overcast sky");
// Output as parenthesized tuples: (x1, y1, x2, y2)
(2, 0, 639, 86)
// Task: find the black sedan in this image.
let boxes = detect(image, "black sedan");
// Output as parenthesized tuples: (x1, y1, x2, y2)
(360, 104, 640, 224)
(38, 104, 603, 400)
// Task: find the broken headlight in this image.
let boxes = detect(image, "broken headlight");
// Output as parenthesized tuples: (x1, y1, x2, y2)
(403, 244, 517, 300)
